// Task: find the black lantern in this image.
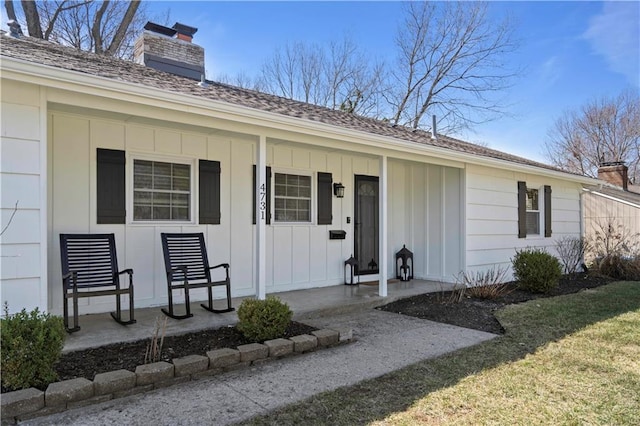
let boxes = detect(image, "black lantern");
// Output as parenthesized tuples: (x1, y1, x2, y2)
(333, 182, 345, 198)
(344, 254, 359, 285)
(395, 245, 413, 282)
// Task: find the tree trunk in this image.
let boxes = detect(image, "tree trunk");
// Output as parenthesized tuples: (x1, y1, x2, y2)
(91, 0, 110, 54)
(21, 0, 43, 38)
(4, 0, 17, 21)
(106, 0, 140, 56)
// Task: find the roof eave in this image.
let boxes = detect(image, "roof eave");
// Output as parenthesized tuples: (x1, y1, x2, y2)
(1, 55, 597, 185)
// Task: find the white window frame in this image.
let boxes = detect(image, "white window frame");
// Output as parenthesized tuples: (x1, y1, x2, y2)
(272, 169, 315, 225)
(525, 186, 542, 237)
(127, 153, 196, 224)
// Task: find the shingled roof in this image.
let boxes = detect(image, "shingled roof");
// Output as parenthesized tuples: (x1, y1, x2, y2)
(1, 33, 570, 175)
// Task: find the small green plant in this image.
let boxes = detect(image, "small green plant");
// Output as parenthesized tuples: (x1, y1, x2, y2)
(237, 296, 293, 342)
(455, 265, 513, 300)
(512, 248, 562, 293)
(1, 304, 65, 391)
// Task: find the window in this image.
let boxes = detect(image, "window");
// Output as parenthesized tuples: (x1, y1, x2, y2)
(133, 159, 191, 221)
(518, 182, 552, 238)
(274, 172, 311, 222)
(526, 188, 540, 235)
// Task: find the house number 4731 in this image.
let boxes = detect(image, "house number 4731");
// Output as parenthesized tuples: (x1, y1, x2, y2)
(259, 183, 266, 220)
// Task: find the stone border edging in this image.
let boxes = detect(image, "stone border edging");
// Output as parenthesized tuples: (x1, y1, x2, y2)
(1, 329, 351, 424)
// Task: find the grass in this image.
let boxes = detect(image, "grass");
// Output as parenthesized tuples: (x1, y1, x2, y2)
(240, 281, 640, 425)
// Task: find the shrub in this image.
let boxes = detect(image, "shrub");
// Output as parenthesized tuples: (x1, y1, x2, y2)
(237, 296, 293, 342)
(455, 265, 513, 300)
(1, 305, 65, 391)
(555, 236, 589, 275)
(512, 248, 562, 293)
(595, 254, 640, 281)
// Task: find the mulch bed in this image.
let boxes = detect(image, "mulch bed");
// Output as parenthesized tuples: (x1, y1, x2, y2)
(53, 321, 317, 384)
(377, 273, 614, 334)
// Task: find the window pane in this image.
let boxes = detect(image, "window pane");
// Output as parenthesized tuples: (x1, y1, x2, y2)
(134, 160, 152, 174)
(287, 185, 299, 197)
(173, 164, 189, 178)
(134, 205, 151, 220)
(275, 173, 286, 184)
(153, 162, 171, 176)
(172, 193, 189, 207)
(134, 191, 152, 204)
(173, 177, 189, 191)
(135, 174, 152, 189)
(153, 192, 170, 205)
(153, 206, 170, 220)
(275, 184, 286, 196)
(526, 189, 538, 210)
(299, 185, 311, 197)
(172, 207, 189, 220)
(526, 212, 539, 235)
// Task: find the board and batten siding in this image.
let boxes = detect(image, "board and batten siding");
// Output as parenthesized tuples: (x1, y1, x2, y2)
(1, 80, 48, 314)
(465, 164, 582, 277)
(387, 159, 462, 282)
(48, 109, 412, 314)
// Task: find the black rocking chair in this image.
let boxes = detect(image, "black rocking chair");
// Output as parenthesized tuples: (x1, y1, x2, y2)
(160, 232, 234, 319)
(59, 233, 136, 333)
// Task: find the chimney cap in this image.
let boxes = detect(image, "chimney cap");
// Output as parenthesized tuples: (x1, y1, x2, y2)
(172, 22, 198, 37)
(144, 21, 177, 37)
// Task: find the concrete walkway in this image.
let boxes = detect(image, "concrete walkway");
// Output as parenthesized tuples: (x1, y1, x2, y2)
(23, 309, 497, 425)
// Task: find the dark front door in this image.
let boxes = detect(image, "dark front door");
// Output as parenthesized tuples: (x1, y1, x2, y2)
(354, 175, 379, 275)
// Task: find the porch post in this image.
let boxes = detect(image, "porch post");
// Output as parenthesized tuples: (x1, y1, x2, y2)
(255, 135, 267, 300)
(379, 155, 388, 297)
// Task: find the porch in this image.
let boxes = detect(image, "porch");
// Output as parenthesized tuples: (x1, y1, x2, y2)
(63, 279, 454, 353)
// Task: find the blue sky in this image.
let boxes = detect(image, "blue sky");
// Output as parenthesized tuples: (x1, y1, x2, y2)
(145, 1, 639, 163)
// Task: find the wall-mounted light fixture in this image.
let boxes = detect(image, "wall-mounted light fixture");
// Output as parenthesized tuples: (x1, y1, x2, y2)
(333, 182, 345, 198)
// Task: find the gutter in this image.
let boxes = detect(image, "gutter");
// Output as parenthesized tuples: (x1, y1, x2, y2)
(582, 187, 640, 209)
(1, 56, 599, 185)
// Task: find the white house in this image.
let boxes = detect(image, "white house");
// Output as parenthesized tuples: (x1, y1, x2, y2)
(0, 23, 598, 316)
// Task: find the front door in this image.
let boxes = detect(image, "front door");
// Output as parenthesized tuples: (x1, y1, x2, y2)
(354, 175, 379, 275)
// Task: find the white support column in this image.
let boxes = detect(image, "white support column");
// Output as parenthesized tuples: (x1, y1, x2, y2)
(255, 135, 267, 300)
(379, 155, 388, 297)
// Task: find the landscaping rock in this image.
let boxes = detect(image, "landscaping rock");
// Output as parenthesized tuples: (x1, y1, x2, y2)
(237, 343, 269, 362)
(1, 387, 44, 418)
(312, 329, 340, 347)
(45, 378, 93, 407)
(173, 354, 209, 377)
(207, 348, 240, 368)
(264, 338, 294, 357)
(93, 369, 136, 395)
(135, 362, 174, 386)
(290, 334, 318, 353)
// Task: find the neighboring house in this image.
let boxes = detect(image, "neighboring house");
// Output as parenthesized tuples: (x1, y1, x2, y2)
(1, 23, 598, 316)
(582, 163, 640, 258)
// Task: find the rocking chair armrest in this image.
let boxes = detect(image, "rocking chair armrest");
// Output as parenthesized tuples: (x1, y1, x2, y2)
(62, 271, 78, 291)
(62, 271, 75, 281)
(117, 268, 134, 276)
(209, 263, 230, 271)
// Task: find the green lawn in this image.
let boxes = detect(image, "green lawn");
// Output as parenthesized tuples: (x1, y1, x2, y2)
(242, 281, 640, 425)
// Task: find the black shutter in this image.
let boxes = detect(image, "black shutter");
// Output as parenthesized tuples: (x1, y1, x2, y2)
(517, 181, 527, 238)
(317, 172, 333, 225)
(544, 185, 552, 237)
(97, 148, 125, 224)
(252, 165, 271, 224)
(199, 160, 221, 225)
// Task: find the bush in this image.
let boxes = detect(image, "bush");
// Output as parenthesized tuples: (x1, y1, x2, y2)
(1, 306, 65, 391)
(237, 296, 293, 342)
(512, 248, 562, 293)
(595, 254, 640, 281)
(456, 265, 513, 300)
(555, 236, 589, 275)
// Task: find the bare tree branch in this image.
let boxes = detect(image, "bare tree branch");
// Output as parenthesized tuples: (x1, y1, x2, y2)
(91, 0, 109, 54)
(544, 89, 640, 183)
(4, 0, 17, 21)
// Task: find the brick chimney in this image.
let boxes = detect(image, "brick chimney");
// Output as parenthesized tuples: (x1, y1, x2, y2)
(134, 22, 204, 81)
(598, 161, 628, 191)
